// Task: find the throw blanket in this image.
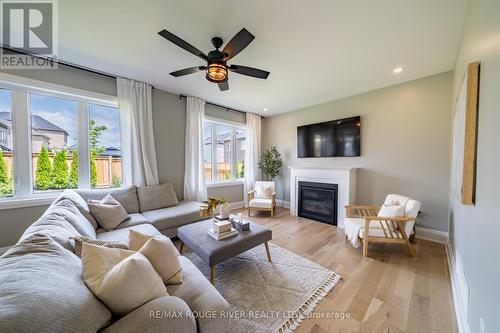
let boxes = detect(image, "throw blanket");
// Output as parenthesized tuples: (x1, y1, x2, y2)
(345, 218, 364, 248)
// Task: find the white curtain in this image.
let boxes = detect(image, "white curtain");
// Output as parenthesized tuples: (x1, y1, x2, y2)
(117, 77, 159, 187)
(244, 112, 262, 206)
(184, 96, 207, 202)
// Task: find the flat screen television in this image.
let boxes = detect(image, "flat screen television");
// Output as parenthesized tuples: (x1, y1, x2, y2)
(297, 116, 361, 158)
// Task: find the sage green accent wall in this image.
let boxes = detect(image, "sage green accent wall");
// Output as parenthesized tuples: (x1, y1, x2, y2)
(262, 72, 453, 232)
(449, 0, 500, 331)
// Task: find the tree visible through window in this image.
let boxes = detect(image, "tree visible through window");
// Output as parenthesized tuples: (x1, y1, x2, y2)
(0, 89, 13, 197)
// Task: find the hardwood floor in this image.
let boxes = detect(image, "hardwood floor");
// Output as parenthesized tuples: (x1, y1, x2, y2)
(239, 207, 458, 333)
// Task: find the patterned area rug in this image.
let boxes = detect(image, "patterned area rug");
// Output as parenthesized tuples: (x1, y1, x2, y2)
(184, 242, 341, 333)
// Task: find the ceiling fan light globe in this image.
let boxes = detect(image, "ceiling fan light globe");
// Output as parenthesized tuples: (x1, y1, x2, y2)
(206, 63, 228, 83)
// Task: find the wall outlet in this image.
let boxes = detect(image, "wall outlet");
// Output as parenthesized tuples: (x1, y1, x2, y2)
(479, 318, 485, 333)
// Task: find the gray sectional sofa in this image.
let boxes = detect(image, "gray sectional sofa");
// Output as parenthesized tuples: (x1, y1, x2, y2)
(75, 185, 206, 237)
(0, 186, 230, 333)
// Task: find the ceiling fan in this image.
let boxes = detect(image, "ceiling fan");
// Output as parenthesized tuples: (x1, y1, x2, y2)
(158, 28, 270, 91)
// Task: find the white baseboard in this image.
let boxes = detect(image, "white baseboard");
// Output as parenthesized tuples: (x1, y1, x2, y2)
(276, 200, 290, 208)
(446, 243, 471, 333)
(415, 226, 448, 244)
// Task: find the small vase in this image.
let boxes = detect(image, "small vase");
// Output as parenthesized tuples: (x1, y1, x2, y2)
(219, 202, 231, 219)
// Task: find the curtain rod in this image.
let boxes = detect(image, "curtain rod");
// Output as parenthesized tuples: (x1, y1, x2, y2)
(179, 94, 246, 115)
(0, 46, 155, 88)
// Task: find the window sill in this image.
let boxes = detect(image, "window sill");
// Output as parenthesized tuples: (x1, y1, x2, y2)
(0, 195, 58, 210)
(206, 180, 244, 188)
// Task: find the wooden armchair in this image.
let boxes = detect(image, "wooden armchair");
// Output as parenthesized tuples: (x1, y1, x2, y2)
(248, 181, 276, 217)
(344, 194, 421, 257)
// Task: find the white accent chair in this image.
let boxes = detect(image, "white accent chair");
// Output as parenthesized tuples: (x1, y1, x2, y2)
(247, 181, 276, 217)
(344, 194, 421, 257)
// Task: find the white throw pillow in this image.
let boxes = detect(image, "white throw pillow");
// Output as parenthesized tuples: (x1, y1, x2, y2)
(378, 204, 405, 217)
(255, 184, 273, 199)
(88, 194, 130, 231)
(81, 243, 167, 316)
(128, 230, 183, 285)
(377, 204, 405, 231)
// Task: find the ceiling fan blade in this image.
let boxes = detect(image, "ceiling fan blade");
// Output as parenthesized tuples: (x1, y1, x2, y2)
(229, 65, 270, 79)
(218, 81, 229, 91)
(170, 66, 206, 77)
(158, 29, 208, 61)
(222, 28, 255, 61)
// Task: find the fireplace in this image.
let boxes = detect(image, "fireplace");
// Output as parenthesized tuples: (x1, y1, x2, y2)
(298, 181, 338, 225)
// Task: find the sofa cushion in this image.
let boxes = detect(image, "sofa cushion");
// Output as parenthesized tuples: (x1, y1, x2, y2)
(53, 189, 98, 229)
(88, 194, 130, 231)
(81, 243, 167, 316)
(21, 201, 85, 251)
(0, 234, 111, 333)
(138, 183, 178, 212)
(50, 199, 97, 239)
(76, 186, 140, 214)
(114, 213, 149, 230)
(96, 224, 161, 243)
(168, 256, 230, 333)
(141, 200, 203, 231)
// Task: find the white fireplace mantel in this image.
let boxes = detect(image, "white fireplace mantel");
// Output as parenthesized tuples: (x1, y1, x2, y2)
(289, 166, 357, 229)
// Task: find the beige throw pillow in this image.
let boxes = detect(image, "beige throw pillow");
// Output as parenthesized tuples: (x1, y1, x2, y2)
(137, 183, 178, 212)
(81, 243, 167, 316)
(88, 194, 130, 231)
(71, 236, 128, 258)
(255, 184, 273, 199)
(128, 229, 183, 284)
(377, 204, 405, 231)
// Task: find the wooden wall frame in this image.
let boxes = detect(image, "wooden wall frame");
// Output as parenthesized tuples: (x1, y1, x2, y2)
(461, 62, 480, 205)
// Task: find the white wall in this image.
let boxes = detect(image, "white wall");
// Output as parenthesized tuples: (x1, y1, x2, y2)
(263, 72, 453, 232)
(449, 0, 500, 332)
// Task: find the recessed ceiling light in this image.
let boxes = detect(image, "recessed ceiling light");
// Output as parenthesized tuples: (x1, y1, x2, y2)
(263, 108, 268, 112)
(393, 67, 403, 74)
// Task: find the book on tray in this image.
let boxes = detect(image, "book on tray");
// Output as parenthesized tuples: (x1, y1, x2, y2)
(207, 227, 238, 240)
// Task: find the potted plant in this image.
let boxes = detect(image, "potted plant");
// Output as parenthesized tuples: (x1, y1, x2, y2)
(258, 146, 283, 180)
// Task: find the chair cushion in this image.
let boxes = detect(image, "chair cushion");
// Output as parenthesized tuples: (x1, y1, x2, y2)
(114, 213, 150, 230)
(168, 256, 230, 333)
(249, 198, 273, 209)
(255, 181, 275, 199)
(81, 243, 167, 316)
(96, 224, 161, 243)
(141, 200, 203, 231)
(52, 189, 98, 229)
(88, 194, 130, 231)
(137, 183, 179, 212)
(0, 234, 112, 333)
(76, 186, 140, 214)
(346, 217, 415, 239)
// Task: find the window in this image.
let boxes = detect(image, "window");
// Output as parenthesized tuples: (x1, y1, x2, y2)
(30, 93, 78, 192)
(0, 75, 121, 204)
(0, 88, 13, 197)
(203, 119, 246, 183)
(89, 103, 122, 188)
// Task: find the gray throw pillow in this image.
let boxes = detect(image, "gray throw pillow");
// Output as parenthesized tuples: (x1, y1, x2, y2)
(137, 183, 178, 212)
(88, 194, 130, 231)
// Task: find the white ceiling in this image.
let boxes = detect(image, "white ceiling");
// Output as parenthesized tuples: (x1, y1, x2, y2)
(60, 0, 468, 116)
